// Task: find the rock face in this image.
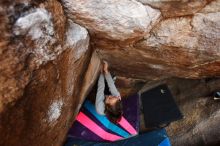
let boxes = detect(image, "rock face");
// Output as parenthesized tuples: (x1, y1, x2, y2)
(95, 1, 220, 80)
(130, 12, 220, 79)
(137, 0, 208, 17)
(0, 0, 98, 146)
(13, 8, 62, 65)
(1, 0, 220, 146)
(0, 0, 67, 114)
(62, 0, 161, 41)
(76, 51, 102, 116)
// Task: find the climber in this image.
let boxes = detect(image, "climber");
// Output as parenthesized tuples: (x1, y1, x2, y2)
(95, 61, 123, 123)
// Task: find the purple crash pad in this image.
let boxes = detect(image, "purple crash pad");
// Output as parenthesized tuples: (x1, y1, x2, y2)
(67, 94, 140, 142)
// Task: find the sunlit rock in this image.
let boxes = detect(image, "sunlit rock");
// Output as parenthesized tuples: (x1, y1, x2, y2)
(62, 0, 161, 41)
(137, 0, 207, 17)
(97, 9, 220, 80)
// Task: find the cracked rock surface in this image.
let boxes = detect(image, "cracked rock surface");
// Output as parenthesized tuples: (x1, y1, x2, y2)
(62, 0, 161, 41)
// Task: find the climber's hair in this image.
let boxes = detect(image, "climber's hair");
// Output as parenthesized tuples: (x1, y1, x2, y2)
(104, 98, 123, 124)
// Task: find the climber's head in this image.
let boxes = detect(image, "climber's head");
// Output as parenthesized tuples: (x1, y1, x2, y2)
(104, 95, 123, 123)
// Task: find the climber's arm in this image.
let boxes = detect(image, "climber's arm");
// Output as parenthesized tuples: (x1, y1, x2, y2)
(95, 73, 105, 115)
(104, 72, 121, 97)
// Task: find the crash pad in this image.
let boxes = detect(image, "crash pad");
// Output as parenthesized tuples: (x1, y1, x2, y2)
(141, 84, 183, 128)
(67, 94, 140, 142)
(65, 128, 171, 146)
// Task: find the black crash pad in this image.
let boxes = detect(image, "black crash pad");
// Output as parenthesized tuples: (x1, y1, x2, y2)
(141, 84, 183, 128)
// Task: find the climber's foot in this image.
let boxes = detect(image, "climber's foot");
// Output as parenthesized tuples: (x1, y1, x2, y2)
(214, 91, 220, 100)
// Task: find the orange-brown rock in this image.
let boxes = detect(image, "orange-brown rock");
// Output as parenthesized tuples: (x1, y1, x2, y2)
(0, 0, 67, 113)
(200, 0, 220, 13)
(76, 51, 101, 116)
(137, 0, 208, 18)
(96, 3, 220, 80)
(0, 0, 97, 146)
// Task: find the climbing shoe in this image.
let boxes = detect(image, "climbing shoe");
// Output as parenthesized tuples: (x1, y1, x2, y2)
(214, 91, 220, 100)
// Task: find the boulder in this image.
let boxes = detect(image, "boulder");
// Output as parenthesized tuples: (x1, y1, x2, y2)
(96, 4, 220, 80)
(62, 0, 161, 41)
(0, 1, 97, 146)
(1, 0, 220, 146)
